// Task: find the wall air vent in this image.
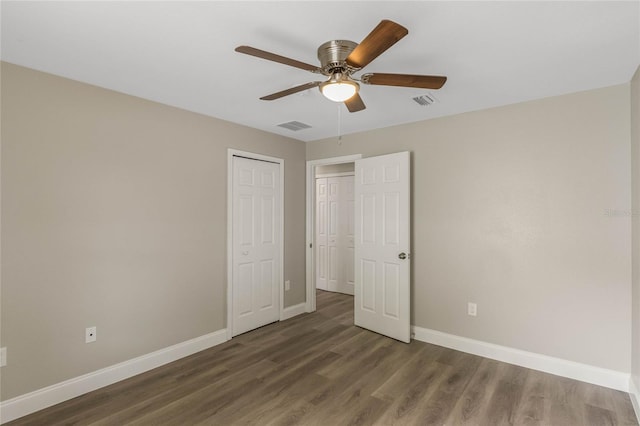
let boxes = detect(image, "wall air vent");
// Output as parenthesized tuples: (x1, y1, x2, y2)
(412, 93, 437, 106)
(277, 121, 312, 131)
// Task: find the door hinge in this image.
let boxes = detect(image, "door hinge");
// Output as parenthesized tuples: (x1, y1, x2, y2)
(309, 243, 312, 248)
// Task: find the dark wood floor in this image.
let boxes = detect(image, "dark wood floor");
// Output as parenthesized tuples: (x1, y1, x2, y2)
(9, 290, 638, 425)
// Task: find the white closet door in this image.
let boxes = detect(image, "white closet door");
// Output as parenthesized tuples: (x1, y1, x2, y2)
(332, 176, 354, 295)
(327, 178, 340, 292)
(315, 178, 328, 291)
(316, 175, 355, 296)
(232, 156, 280, 336)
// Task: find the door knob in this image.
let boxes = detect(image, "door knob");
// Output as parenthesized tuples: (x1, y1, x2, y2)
(242, 251, 249, 256)
(398, 252, 407, 260)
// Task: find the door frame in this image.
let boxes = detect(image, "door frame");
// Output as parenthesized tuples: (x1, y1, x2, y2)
(305, 154, 362, 313)
(227, 149, 285, 340)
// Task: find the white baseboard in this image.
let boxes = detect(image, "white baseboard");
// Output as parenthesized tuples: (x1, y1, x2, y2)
(281, 302, 307, 321)
(411, 325, 629, 392)
(0, 329, 228, 424)
(630, 376, 640, 423)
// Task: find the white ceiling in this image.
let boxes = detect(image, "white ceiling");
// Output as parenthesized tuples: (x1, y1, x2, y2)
(2, 1, 639, 142)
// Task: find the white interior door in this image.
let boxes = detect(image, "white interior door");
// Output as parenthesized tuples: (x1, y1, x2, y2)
(232, 156, 280, 336)
(354, 152, 411, 343)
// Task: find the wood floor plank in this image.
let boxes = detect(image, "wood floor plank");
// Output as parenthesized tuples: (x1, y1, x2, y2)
(375, 360, 453, 424)
(584, 403, 617, 426)
(512, 369, 553, 426)
(222, 373, 330, 425)
(130, 359, 280, 425)
(93, 358, 274, 425)
(371, 342, 445, 402)
(482, 363, 529, 425)
(402, 349, 483, 425)
(315, 336, 392, 380)
(549, 376, 588, 425)
(195, 350, 342, 425)
(339, 395, 391, 426)
(612, 392, 640, 426)
(267, 324, 349, 364)
(328, 326, 382, 356)
(267, 401, 317, 426)
(444, 357, 501, 425)
(7, 290, 637, 426)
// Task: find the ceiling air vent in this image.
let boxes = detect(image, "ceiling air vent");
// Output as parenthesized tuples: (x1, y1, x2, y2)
(412, 93, 437, 106)
(277, 121, 312, 131)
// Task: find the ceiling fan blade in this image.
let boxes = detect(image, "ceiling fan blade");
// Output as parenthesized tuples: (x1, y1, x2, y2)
(345, 20, 408, 69)
(260, 81, 322, 100)
(235, 46, 321, 73)
(344, 93, 366, 112)
(362, 73, 447, 89)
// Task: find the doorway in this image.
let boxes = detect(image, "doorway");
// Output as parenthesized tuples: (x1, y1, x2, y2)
(306, 155, 362, 313)
(315, 164, 355, 295)
(307, 152, 412, 343)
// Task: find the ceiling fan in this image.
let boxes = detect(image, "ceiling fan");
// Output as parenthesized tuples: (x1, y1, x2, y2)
(235, 20, 447, 113)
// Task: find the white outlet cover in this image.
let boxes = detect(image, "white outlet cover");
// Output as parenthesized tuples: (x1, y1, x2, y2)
(85, 326, 97, 343)
(468, 303, 477, 316)
(0, 347, 6, 367)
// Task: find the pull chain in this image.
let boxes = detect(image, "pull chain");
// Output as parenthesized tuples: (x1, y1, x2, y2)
(337, 104, 342, 145)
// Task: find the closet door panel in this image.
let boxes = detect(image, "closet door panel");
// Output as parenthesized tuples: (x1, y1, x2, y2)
(327, 178, 340, 292)
(315, 178, 328, 290)
(343, 177, 355, 294)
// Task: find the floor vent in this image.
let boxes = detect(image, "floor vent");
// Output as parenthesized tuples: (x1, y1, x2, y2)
(277, 121, 312, 131)
(412, 93, 437, 106)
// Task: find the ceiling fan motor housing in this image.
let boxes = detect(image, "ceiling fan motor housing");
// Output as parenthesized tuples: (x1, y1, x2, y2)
(317, 40, 358, 74)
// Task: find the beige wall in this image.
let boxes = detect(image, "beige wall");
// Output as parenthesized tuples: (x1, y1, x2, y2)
(0, 63, 306, 400)
(308, 84, 632, 372)
(631, 65, 640, 390)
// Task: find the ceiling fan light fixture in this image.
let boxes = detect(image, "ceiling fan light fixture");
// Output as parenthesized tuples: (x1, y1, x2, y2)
(236, 19, 446, 113)
(320, 75, 359, 102)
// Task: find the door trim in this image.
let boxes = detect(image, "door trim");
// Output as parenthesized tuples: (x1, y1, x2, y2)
(315, 171, 355, 178)
(227, 149, 284, 340)
(305, 154, 362, 313)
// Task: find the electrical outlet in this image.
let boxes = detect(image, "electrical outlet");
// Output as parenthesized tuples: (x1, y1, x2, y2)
(0, 347, 6, 367)
(85, 326, 97, 343)
(285, 280, 291, 291)
(468, 302, 477, 317)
